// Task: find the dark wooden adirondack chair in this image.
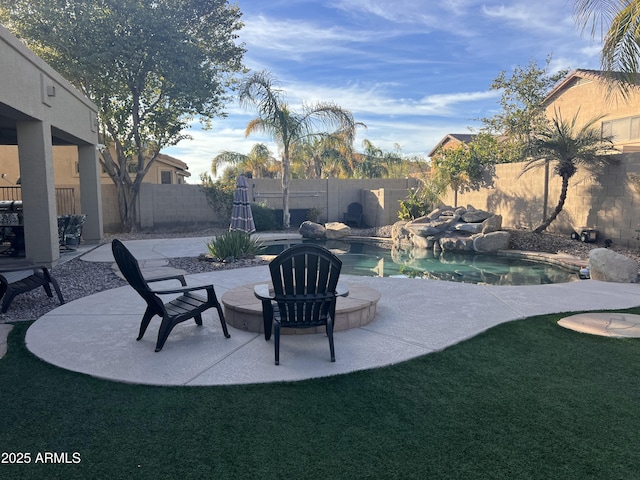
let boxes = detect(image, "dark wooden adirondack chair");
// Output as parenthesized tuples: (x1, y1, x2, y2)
(112, 239, 230, 352)
(254, 243, 348, 365)
(343, 202, 364, 228)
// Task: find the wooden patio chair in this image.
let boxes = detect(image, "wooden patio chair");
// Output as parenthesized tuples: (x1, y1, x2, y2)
(111, 239, 230, 352)
(343, 202, 364, 228)
(254, 243, 348, 365)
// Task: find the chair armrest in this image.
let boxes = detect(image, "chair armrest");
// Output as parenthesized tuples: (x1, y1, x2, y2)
(254, 283, 274, 301)
(151, 283, 214, 295)
(336, 282, 349, 298)
(146, 274, 187, 286)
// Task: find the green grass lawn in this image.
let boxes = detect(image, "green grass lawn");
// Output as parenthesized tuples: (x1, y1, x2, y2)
(1, 311, 640, 480)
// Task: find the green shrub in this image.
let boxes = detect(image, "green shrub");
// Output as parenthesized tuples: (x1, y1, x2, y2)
(306, 207, 323, 223)
(398, 178, 445, 220)
(251, 202, 278, 231)
(207, 230, 264, 261)
(200, 178, 235, 226)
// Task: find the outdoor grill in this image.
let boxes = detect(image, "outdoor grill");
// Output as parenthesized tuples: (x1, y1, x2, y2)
(0, 200, 24, 256)
(0, 200, 23, 226)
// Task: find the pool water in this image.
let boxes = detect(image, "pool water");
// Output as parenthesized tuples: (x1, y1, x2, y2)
(261, 240, 578, 286)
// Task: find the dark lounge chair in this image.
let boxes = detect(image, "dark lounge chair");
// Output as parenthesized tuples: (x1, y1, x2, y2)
(254, 243, 348, 365)
(111, 239, 230, 352)
(343, 202, 364, 228)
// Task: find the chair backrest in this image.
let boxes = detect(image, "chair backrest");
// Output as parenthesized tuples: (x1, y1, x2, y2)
(347, 202, 363, 216)
(269, 243, 342, 327)
(111, 239, 164, 314)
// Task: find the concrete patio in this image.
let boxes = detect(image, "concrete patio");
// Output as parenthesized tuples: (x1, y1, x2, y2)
(20, 236, 640, 386)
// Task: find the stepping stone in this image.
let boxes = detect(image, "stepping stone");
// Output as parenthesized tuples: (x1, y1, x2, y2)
(558, 313, 640, 338)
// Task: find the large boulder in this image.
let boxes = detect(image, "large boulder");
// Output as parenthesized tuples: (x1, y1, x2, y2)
(299, 221, 326, 240)
(325, 222, 351, 239)
(482, 214, 502, 234)
(588, 248, 638, 283)
(455, 222, 484, 234)
(406, 217, 457, 237)
(461, 209, 492, 223)
(473, 231, 511, 253)
(391, 221, 411, 244)
(439, 235, 474, 252)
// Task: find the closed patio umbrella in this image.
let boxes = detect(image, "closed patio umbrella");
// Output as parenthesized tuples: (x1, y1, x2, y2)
(229, 175, 256, 233)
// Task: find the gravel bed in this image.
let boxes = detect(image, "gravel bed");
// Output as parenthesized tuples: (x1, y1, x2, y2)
(1, 226, 638, 324)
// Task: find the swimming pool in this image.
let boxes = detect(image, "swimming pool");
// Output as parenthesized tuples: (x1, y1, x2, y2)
(261, 240, 578, 286)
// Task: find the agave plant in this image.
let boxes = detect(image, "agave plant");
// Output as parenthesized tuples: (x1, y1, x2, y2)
(207, 231, 264, 262)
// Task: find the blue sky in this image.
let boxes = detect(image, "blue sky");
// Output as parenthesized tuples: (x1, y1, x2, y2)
(165, 0, 603, 182)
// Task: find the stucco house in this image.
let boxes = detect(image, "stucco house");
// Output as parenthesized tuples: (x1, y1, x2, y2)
(427, 133, 476, 158)
(0, 146, 190, 187)
(542, 68, 640, 152)
(0, 24, 102, 266)
(429, 69, 640, 157)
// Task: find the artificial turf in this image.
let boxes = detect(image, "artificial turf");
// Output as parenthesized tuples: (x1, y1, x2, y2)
(1, 310, 639, 479)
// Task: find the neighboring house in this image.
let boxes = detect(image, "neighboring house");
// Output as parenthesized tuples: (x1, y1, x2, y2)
(427, 133, 476, 158)
(429, 69, 640, 157)
(543, 69, 640, 152)
(0, 146, 191, 185)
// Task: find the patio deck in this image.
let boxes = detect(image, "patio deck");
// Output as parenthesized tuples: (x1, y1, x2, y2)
(24, 258, 640, 385)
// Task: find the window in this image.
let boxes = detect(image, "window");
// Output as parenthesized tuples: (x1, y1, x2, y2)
(127, 162, 138, 174)
(160, 170, 172, 184)
(601, 115, 640, 142)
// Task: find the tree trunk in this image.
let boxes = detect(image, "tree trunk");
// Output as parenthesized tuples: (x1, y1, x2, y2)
(114, 177, 140, 233)
(533, 175, 569, 234)
(282, 147, 291, 229)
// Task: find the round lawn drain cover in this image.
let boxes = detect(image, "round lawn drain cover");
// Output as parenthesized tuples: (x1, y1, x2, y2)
(558, 313, 640, 338)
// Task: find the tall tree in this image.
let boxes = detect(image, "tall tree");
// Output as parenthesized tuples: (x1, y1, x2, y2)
(353, 140, 404, 178)
(294, 131, 358, 179)
(0, 0, 245, 232)
(238, 71, 358, 228)
(431, 136, 495, 207)
(522, 109, 614, 233)
(481, 57, 568, 162)
(574, 0, 640, 97)
(211, 143, 278, 179)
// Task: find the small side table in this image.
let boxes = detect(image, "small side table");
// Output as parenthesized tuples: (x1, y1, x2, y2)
(0, 267, 65, 313)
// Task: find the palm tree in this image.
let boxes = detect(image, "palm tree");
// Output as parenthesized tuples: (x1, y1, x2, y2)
(574, 0, 640, 97)
(211, 143, 277, 179)
(295, 132, 358, 178)
(522, 109, 614, 233)
(238, 71, 359, 228)
(352, 140, 404, 179)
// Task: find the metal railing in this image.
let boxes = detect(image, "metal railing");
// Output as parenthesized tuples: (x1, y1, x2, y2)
(0, 186, 76, 215)
(0, 186, 22, 201)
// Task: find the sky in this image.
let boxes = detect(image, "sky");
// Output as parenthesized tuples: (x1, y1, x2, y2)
(164, 0, 603, 182)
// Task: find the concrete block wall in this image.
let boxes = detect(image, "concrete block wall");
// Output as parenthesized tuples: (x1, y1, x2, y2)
(139, 183, 222, 231)
(250, 178, 419, 226)
(101, 178, 419, 232)
(441, 153, 640, 247)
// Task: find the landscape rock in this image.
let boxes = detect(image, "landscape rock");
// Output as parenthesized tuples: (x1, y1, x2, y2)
(406, 218, 455, 237)
(393, 205, 509, 254)
(391, 221, 411, 245)
(412, 235, 433, 249)
(455, 222, 484, 234)
(325, 222, 351, 239)
(461, 209, 492, 223)
(482, 214, 502, 234)
(588, 248, 638, 283)
(299, 221, 326, 240)
(473, 231, 511, 253)
(439, 235, 474, 252)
